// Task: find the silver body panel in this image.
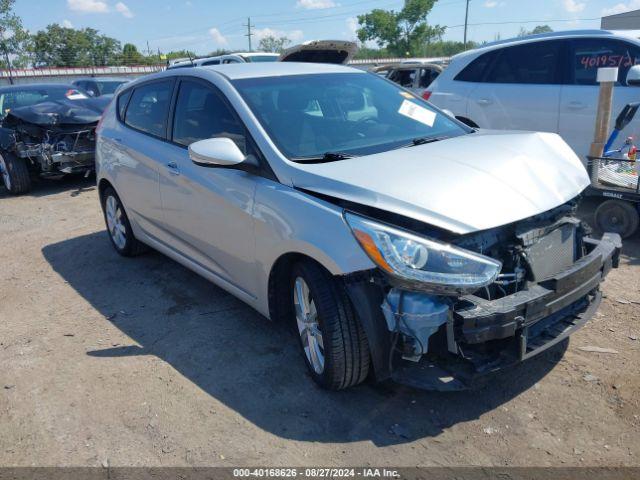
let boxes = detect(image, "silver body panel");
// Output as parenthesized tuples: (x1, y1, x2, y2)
(96, 63, 589, 319)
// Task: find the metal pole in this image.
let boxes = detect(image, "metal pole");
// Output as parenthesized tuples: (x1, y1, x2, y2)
(244, 17, 253, 52)
(1, 43, 13, 85)
(463, 0, 470, 49)
(589, 67, 618, 184)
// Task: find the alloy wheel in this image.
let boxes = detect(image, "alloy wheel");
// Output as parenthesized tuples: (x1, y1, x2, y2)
(293, 276, 324, 374)
(105, 195, 127, 250)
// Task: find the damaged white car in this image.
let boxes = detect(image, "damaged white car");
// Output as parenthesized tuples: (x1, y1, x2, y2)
(96, 63, 621, 391)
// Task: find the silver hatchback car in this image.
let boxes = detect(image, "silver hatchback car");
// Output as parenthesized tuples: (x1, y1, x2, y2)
(96, 62, 620, 391)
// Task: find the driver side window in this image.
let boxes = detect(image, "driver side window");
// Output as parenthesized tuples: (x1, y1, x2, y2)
(171, 80, 246, 152)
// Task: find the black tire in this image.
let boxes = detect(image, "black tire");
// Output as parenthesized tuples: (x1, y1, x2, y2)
(100, 187, 148, 256)
(290, 260, 370, 390)
(595, 199, 640, 239)
(0, 151, 31, 195)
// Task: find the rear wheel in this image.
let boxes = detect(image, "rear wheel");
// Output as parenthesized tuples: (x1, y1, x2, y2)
(290, 260, 370, 390)
(0, 151, 31, 195)
(595, 199, 639, 239)
(101, 187, 148, 256)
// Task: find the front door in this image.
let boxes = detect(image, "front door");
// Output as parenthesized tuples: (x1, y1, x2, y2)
(158, 78, 259, 297)
(559, 38, 640, 159)
(466, 40, 564, 133)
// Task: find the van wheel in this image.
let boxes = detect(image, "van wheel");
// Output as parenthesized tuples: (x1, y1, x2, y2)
(290, 260, 370, 390)
(595, 199, 639, 239)
(101, 187, 148, 256)
(0, 151, 31, 195)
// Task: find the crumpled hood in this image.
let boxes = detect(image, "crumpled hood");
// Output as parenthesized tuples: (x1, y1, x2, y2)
(289, 130, 590, 234)
(4, 98, 105, 126)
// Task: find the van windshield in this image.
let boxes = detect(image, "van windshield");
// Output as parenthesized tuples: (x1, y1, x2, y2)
(232, 73, 469, 160)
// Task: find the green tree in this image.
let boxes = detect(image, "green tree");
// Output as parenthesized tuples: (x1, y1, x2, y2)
(258, 35, 291, 53)
(29, 24, 121, 67)
(0, 0, 28, 68)
(518, 24, 553, 37)
(121, 43, 143, 65)
(357, 0, 444, 57)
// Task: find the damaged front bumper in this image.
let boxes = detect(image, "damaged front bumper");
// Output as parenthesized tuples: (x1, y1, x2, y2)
(345, 233, 621, 391)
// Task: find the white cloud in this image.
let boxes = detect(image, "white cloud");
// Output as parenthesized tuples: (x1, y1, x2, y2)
(484, 0, 498, 6)
(67, 0, 108, 13)
(115, 2, 133, 18)
(62, 19, 74, 28)
(562, 0, 585, 13)
(253, 27, 303, 42)
(602, 0, 640, 16)
(209, 28, 228, 46)
(296, 0, 337, 9)
(346, 17, 358, 39)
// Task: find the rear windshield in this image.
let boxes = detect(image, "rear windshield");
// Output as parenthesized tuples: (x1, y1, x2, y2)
(242, 55, 278, 63)
(233, 73, 468, 160)
(97, 81, 125, 95)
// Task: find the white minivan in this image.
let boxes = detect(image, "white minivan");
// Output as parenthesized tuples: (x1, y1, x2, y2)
(427, 30, 640, 159)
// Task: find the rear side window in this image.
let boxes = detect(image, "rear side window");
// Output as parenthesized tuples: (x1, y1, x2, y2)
(172, 80, 246, 151)
(117, 89, 132, 120)
(419, 67, 439, 88)
(202, 59, 220, 65)
(484, 41, 563, 84)
(124, 80, 173, 138)
(570, 39, 640, 85)
(454, 51, 497, 82)
(388, 69, 416, 87)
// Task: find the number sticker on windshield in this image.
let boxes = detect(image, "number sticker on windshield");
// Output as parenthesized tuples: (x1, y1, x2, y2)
(398, 100, 436, 127)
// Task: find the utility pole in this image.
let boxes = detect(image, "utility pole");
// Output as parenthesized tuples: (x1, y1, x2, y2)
(463, 0, 470, 49)
(244, 17, 253, 52)
(146, 41, 152, 57)
(1, 42, 14, 85)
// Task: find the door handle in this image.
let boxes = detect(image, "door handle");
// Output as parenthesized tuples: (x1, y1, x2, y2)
(166, 161, 180, 175)
(476, 98, 492, 106)
(567, 101, 586, 110)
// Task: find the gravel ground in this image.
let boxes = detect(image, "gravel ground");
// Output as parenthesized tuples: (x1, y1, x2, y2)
(0, 178, 638, 467)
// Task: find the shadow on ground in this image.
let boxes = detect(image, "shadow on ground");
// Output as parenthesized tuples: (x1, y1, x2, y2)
(0, 175, 96, 199)
(43, 231, 566, 446)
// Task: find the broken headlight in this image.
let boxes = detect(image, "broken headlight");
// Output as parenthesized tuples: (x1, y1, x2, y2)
(345, 212, 502, 295)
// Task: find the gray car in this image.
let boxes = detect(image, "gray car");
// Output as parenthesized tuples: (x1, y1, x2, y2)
(96, 62, 621, 391)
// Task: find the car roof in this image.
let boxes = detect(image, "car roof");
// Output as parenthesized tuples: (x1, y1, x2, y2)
(73, 77, 129, 82)
(454, 29, 626, 61)
(199, 61, 363, 80)
(0, 83, 74, 92)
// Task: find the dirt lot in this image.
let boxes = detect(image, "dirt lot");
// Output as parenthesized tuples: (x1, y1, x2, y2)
(0, 177, 639, 467)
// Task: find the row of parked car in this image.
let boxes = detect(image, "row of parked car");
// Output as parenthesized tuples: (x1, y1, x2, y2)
(0, 32, 632, 393)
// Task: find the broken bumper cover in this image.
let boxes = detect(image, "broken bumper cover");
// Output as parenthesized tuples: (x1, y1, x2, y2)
(391, 233, 621, 390)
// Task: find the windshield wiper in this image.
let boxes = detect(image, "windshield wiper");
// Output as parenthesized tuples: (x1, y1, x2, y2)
(410, 135, 451, 146)
(293, 151, 356, 163)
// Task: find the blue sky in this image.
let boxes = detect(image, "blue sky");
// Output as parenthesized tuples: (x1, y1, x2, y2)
(15, 0, 638, 54)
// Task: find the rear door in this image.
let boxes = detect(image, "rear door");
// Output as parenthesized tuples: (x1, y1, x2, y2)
(158, 77, 260, 297)
(112, 79, 175, 241)
(559, 37, 640, 159)
(467, 40, 564, 132)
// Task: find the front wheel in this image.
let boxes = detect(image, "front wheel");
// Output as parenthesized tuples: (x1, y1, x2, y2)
(290, 260, 370, 390)
(101, 187, 148, 256)
(595, 199, 639, 239)
(0, 151, 31, 195)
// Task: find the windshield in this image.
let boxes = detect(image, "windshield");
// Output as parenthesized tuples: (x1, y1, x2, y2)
(97, 81, 125, 95)
(0, 87, 75, 118)
(243, 55, 278, 63)
(233, 73, 469, 160)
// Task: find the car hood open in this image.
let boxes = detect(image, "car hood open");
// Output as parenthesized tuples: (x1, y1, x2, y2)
(289, 130, 590, 234)
(279, 40, 358, 64)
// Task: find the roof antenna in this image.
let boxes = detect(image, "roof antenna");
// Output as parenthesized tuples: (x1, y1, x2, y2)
(187, 52, 195, 66)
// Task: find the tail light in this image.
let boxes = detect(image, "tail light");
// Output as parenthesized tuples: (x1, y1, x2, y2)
(422, 91, 432, 101)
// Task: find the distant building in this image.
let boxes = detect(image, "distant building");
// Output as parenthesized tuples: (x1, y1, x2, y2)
(601, 9, 640, 30)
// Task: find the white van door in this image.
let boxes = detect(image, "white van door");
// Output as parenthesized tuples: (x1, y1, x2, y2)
(559, 37, 640, 159)
(466, 40, 564, 132)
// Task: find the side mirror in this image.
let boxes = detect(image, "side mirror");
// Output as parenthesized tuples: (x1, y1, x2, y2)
(626, 65, 640, 86)
(189, 137, 246, 167)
